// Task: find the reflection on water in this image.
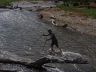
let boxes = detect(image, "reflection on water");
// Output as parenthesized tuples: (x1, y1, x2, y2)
(0, 3, 96, 72)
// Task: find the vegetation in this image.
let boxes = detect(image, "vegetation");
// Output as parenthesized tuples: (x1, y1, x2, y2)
(28, 0, 38, 4)
(57, 0, 96, 3)
(0, 0, 20, 5)
(54, 0, 96, 6)
(57, 4, 96, 19)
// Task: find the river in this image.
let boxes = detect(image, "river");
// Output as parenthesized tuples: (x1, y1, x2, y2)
(0, 2, 96, 72)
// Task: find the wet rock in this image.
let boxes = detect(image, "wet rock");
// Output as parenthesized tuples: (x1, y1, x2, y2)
(62, 24, 68, 28)
(38, 14, 43, 19)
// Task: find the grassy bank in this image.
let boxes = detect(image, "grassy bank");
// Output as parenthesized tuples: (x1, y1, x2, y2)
(57, 4, 96, 19)
(0, 0, 20, 5)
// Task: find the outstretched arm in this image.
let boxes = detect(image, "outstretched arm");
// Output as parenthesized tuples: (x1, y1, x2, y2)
(42, 33, 50, 36)
(42, 33, 51, 41)
(46, 38, 51, 41)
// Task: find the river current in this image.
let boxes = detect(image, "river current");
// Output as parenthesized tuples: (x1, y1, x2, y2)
(0, 2, 96, 72)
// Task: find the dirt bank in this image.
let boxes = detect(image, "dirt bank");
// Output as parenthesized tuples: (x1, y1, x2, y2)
(38, 7, 96, 36)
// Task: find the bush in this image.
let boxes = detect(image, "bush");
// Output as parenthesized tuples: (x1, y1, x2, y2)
(84, 2, 90, 5)
(94, 1, 96, 3)
(88, 6, 90, 9)
(0, 0, 20, 5)
(73, 2, 79, 6)
(80, 2, 82, 5)
(54, 0, 59, 3)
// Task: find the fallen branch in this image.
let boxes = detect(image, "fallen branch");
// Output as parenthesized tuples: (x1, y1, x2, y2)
(0, 70, 17, 72)
(0, 55, 88, 70)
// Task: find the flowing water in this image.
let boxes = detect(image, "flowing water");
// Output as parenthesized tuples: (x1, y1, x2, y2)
(0, 2, 96, 72)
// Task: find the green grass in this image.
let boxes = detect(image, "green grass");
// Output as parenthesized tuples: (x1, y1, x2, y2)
(30, 1, 38, 4)
(57, 4, 96, 19)
(0, 0, 20, 5)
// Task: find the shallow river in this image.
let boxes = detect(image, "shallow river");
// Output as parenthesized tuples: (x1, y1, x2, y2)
(0, 2, 96, 72)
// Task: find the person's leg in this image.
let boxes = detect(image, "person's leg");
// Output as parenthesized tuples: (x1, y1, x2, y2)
(51, 46, 54, 52)
(51, 42, 54, 52)
(57, 46, 62, 51)
(55, 41, 62, 51)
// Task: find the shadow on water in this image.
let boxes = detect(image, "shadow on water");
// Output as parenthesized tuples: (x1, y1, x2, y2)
(0, 3, 96, 72)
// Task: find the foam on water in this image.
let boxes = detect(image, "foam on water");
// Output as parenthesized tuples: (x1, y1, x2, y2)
(62, 51, 82, 58)
(49, 50, 84, 60)
(44, 67, 64, 72)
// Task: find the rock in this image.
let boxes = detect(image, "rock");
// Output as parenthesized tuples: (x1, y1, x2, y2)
(62, 24, 68, 28)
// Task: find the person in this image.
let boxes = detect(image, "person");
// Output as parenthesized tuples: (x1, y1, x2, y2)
(42, 29, 62, 52)
(51, 16, 57, 26)
(52, 18, 56, 25)
(39, 14, 43, 19)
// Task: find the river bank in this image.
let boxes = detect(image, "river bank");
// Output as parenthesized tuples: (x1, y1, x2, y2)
(38, 7, 96, 36)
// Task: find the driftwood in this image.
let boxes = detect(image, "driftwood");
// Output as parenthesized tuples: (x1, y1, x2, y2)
(0, 5, 7, 8)
(0, 55, 88, 70)
(0, 70, 17, 72)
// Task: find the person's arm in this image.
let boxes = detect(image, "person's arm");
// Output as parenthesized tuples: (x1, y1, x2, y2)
(42, 34, 51, 41)
(42, 33, 50, 36)
(46, 33, 53, 41)
(46, 37, 51, 41)
(52, 19, 55, 25)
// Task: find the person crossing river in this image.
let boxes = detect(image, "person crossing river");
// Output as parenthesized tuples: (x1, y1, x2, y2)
(42, 29, 62, 52)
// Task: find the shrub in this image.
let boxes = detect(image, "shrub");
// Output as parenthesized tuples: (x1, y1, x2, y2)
(94, 1, 96, 3)
(73, 2, 79, 6)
